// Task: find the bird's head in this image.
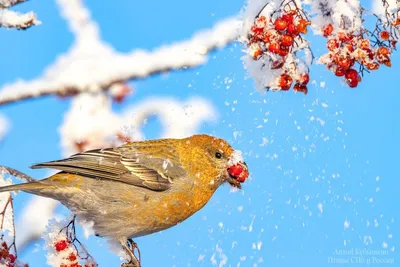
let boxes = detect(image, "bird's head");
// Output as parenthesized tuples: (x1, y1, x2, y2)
(181, 135, 249, 189)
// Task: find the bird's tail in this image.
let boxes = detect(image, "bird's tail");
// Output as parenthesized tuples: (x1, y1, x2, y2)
(0, 182, 44, 193)
(0, 165, 43, 193)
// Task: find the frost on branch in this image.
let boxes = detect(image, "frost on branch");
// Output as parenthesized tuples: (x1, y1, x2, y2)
(0, 0, 240, 105)
(242, 0, 399, 91)
(0, 0, 40, 30)
(0, 172, 28, 266)
(242, 0, 312, 94)
(44, 216, 97, 267)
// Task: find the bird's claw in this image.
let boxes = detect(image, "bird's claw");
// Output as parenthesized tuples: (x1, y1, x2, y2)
(121, 239, 141, 267)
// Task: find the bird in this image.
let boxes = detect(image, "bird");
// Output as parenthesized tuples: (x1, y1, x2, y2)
(0, 134, 249, 266)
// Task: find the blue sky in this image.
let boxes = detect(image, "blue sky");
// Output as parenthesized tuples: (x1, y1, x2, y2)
(0, 0, 399, 266)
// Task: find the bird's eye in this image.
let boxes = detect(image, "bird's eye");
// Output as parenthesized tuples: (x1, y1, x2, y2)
(215, 152, 222, 159)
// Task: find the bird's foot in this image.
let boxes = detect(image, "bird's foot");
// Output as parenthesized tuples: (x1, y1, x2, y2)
(121, 262, 139, 267)
(120, 239, 141, 267)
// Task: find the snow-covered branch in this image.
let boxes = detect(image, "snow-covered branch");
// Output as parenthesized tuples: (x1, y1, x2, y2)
(0, 0, 241, 106)
(0, 0, 40, 30)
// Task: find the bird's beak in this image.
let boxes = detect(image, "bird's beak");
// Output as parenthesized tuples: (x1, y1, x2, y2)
(227, 162, 249, 189)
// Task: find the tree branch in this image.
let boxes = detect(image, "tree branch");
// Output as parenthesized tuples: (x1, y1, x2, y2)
(0, 0, 40, 30)
(0, 0, 241, 106)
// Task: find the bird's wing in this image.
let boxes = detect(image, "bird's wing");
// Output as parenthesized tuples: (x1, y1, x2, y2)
(31, 144, 186, 191)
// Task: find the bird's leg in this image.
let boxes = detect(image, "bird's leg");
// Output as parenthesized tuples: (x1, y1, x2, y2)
(128, 238, 141, 263)
(120, 239, 141, 267)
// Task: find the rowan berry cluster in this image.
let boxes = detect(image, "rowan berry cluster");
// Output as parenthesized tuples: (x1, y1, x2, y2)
(0, 241, 26, 267)
(247, 5, 312, 94)
(244, 0, 399, 93)
(319, 21, 396, 88)
(53, 239, 97, 267)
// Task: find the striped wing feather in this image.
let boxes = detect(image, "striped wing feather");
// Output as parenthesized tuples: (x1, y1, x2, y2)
(31, 145, 185, 191)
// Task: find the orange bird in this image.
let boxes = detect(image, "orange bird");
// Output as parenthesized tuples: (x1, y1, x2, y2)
(0, 134, 249, 266)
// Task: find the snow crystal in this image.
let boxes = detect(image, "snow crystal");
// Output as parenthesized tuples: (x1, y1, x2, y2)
(344, 220, 350, 229)
(229, 150, 244, 165)
(317, 203, 324, 213)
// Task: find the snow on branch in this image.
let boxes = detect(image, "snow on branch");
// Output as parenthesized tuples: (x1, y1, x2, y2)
(0, 0, 40, 30)
(0, 0, 241, 106)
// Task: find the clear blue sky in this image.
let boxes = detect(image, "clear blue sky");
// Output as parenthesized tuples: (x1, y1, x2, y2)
(0, 0, 398, 266)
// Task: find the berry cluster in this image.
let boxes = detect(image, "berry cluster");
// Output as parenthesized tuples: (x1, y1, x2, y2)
(319, 23, 394, 88)
(0, 241, 26, 267)
(247, 7, 312, 94)
(53, 239, 97, 267)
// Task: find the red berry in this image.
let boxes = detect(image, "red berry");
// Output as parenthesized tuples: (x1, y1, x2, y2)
(281, 35, 294, 47)
(278, 46, 290, 56)
(323, 24, 333, 37)
(337, 57, 353, 70)
(376, 46, 391, 66)
(338, 32, 349, 42)
(279, 74, 293, 91)
(252, 48, 263, 60)
(262, 31, 272, 43)
(293, 83, 308, 94)
(359, 39, 370, 49)
(54, 240, 69, 252)
(286, 23, 299, 36)
(8, 254, 16, 263)
(366, 62, 379, 71)
(392, 18, 400, 26)
(274, 18, 287, 31)
(345, 69, 360, 88)
(227, 164, 248, 183)
(377, 46, 390, 56)
(251, 25, 264, 35)
(335, 67, 346, 77)
(256, 16, 267, 26)
(380, 31, 390, 40)
(297, 19, 310, 34)
(298, 74, 310, 85)
(281, 13, 294, 23)
(327, 39, 339, 51)
(68, 252, 77, 261)
(268, 42, 280, 54)
(345, 44, 355, 53)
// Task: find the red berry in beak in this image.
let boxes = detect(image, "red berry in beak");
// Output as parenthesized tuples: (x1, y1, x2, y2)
(228, 163, 249, 183)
